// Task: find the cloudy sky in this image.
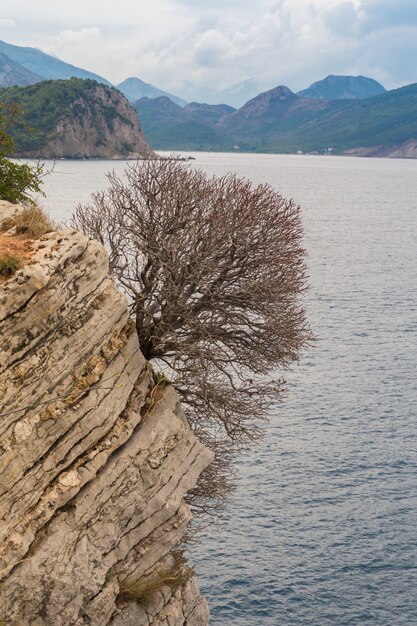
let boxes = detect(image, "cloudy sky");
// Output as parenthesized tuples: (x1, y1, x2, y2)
(1, 0, 416, 101)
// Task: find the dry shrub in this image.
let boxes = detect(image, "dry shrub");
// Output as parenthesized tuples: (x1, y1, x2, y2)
(118, 552, 192, 605)
(72, 156, 312, 520)
(0, 251, 22, 277)
(1, 206, 56, 238)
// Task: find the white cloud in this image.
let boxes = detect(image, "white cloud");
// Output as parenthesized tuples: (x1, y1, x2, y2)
(1, 0, 416, 98)
(49, 27, 100, 45)
(323, 2, 360, 36)
(0, 18, 16, 29)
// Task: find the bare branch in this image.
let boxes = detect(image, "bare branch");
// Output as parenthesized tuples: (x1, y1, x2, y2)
(72, 155, 312, 521)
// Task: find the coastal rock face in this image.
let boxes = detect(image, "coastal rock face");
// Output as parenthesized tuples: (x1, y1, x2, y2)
(10, 82, 152, 159)
(39, 85, 151, 159)
(0, 201, 213, 625)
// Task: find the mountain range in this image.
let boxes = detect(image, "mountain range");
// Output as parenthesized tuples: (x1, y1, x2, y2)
(0, 39, 186, 106)
(0, 39, 388, 108)
(132, 97, 235, 150)
(116, 77, 187, 107)
(2, 39, 417, 158)
(0, 40, 111, 86)
(134, 82, 417, 157)
(203, 75, 386, 108)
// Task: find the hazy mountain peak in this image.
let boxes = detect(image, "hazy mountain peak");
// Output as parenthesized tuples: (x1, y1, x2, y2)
(184, 102, 236, 114)
(0, 51, 43, 87)
(240, 85, 296, 113)
(269, 85, 295, 98)
(135, 95, 183, 112)
(216, 79, 261, 108)
(0, 39, 110, 86)
(297, 74, 386, 100)
(117, 77, 187, 107)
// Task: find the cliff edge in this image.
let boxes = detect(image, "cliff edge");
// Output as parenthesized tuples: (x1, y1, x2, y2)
(0, 79, 152, 159)
(0, 201, 213, 625)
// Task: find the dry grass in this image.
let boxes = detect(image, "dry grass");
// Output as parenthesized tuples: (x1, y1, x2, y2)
(1, 206, 56, 238)
(0, 205, 57, 282)
(0, 233, 35, 283)
(0, 250, 23, 278)
(117, 553, 192, 606)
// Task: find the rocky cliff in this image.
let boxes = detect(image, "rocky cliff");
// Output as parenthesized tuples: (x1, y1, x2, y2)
(0, 79, 151, 158)
(0, 201, 213, 625)
(40, 84, 151, 159)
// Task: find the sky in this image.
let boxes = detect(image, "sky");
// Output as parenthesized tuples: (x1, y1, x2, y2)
(1, 0, 417, 101)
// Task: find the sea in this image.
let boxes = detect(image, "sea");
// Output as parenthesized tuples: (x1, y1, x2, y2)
(39, 153, 417, 626)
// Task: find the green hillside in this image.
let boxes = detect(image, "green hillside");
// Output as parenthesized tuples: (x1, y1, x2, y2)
(147, 120, 232, 151)
(0, 78, 129, 152)
(261, 83, 417, 153)
(134, 82, 417, 154)
(134, 96, 234, 150)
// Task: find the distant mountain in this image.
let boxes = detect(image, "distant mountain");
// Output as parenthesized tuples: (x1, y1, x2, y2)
(117, 77, 187, 107)
(133, 96, 234, 150)
(214, 85, 339, 150)
(0, 78, 150, 158)
(216, 79, 262, 108)
(183, 102, 235, 124)
(218, 86, 329, 135)
(175, 79, 267, 108)
(268, 82, 417, 155)
(0, 52, 43, 87)
(133, 96, 188, 133)
(134, 86, 336, 151)
(297, 75, 386, 100)
(133, 82, 417, 157)
(0, 40, 110, 86)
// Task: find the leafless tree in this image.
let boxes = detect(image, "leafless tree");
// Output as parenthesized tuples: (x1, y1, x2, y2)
(72, 156, 311, 517)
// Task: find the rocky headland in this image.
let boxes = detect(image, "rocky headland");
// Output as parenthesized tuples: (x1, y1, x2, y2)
(0, 201, 212, 625)
(0, 79, 151, 159)
(36, 84, 151, 159)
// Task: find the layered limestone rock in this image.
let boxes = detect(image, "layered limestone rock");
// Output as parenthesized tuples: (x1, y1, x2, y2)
(0, 201, 213, 625)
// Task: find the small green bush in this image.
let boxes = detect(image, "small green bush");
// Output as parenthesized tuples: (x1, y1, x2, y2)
(0, 157, 44, 206)
(0, 104, 45, 206)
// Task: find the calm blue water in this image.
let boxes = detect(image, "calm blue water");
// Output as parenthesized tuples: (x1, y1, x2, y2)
(40, 153, 417, 625)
